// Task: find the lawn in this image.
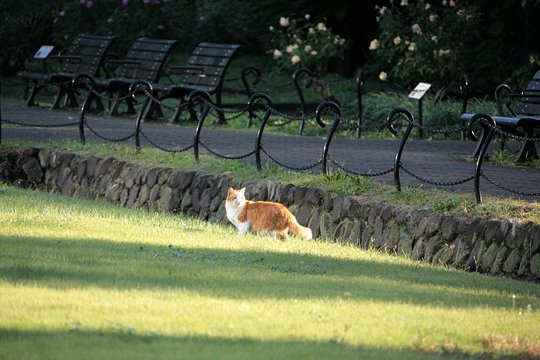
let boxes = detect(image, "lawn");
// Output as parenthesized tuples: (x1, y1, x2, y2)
(1, 184, 539, 359)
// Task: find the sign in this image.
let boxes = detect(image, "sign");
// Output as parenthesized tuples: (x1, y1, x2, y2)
(408, 82, 431, 100)
(34, 46, 54, 59)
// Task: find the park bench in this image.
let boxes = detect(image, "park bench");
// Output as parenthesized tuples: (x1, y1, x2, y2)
(85, 37, 177, 116)
(460, 70, 540, 162)
(16, 34, 116, 109)
(138, 43, 240, 124)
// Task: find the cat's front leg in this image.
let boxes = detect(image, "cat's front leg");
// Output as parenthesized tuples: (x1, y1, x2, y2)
(237, 220, 250, 235)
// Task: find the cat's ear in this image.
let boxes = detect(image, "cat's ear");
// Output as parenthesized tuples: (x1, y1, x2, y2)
(239, 187, 246, 197)
(227, 187, 234, 195)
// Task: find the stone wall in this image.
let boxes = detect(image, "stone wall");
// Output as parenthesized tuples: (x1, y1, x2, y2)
(1, 146, 539, 281)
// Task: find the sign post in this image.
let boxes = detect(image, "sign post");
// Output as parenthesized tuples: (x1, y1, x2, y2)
(408, 82, 431, 139)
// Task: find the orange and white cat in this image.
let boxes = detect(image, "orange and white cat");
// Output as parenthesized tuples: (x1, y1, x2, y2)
(226, 187, 312, 240)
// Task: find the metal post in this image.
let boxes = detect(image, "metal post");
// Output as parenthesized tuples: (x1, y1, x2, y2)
(418, 98, 424, 140)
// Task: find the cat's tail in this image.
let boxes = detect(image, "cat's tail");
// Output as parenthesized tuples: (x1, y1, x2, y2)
(289, 219, 313, 240)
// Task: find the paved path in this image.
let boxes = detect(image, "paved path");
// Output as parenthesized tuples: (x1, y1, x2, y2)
(1, 99, 539, 202)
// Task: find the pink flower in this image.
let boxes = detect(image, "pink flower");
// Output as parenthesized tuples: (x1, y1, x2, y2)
(106, 18, 113, 24)
(86, 1, 94, 8)
(156, 24, 165, 31)
(63, 34, 70, 41)
(80, 0, 87, 4)
(59, 10, 67, 17)
(279, 17, 289, 27)
(122, 0, 129, 5)
(143, 0, 151, 4)
(291, 55, 301, 64)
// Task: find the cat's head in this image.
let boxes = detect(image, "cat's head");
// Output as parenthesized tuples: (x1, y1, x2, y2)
(227, 187, 246, 207)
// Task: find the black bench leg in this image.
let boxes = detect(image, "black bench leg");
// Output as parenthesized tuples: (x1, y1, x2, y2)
(515, 128, 538, 162)
(25, 83, 44, 107)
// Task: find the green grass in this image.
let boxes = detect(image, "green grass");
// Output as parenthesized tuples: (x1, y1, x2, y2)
(1, 184, 539, 359)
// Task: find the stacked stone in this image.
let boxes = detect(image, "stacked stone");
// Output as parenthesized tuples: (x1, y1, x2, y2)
(1, 147, 539, 281)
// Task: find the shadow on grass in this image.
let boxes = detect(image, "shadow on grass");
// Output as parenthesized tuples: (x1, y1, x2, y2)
(1, 235, 538, 310)
(0, 328, 486, 360)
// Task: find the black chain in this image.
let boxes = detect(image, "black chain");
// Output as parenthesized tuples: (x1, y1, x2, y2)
(411, 122, 467, 134)
(328, 156, 394, 177)
(490, 124, 540, 142)
(200, 97, 249, 114)
(481, 173, 540, 197)
(2, 118, 78, 128)
(139, 129, 194, 153)
(199, 140, 255, 160)
(400, 164, 475, 186)
(84, 119, 134, 142)
(266, 104, 317, 121)
(142, 88, 189, 111)
(260, 144, 322, 171)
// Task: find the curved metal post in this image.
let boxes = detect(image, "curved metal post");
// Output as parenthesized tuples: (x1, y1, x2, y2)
(355, 69, 364, 139)
(468, 113, 496, 204)
(316, 101, 341, 176)
(242, 65, 262, 128)
(249, 93, 273, 171)
(190, 90, 212, 162)
(72, 73, 96, 145)
(387, 108, 415, 192)
(129, 80, 154, 151)
(293, 68, 313, 135)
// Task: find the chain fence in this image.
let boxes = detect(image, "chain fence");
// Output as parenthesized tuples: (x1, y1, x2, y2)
(3, 74, 539, 201)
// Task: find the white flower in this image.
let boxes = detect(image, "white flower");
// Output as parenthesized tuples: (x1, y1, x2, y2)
(269, 26, 274, 31)
(442, 0, 447, 5)
(291, 55, 301, 64)
(425, 3, 431, 10)
(437, 48, 452, 56)
(449, 0, 455, 6)
(369, 39, 379, 50)
(273, 49, 283, 59)
(317, 22, 326, 31)
(393, 36, 401, 45)
(379, 71, 388, 81)
(279, 17, 289, 27)
(431, 35, 438, 43)
(400, 0, 408, 5)
(304, 45, 313, 53)
(408, 42, 417, 51)
(286, 45, 295, 53)
(411, 23, 422, 35)
(379, 6, 387, 15)
(309, 28, 315, 35)
(339, 38, 346, 46)
(429, 14, 438, 22)
(309, 50, 317, 56)
(305, 14, 310, 20)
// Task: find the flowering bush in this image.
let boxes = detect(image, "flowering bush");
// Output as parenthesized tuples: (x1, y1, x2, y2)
(269, 14, 346, 76)
(368, 0, 482, 89)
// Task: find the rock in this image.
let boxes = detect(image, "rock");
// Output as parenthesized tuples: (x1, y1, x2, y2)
(441, 217, 459, 242)
(146, 167, 162, 188)
(432, 245, 454, 266)
(21, 158, 43, 183)
(423, 236, 444, 263)
(126, 185, 140, 208)
(308, 209, 321, 239)
(296, 205, 312, 227)
(293, 186, 308, 206)
(159, 186, 173, 212)
(531, 227, 540, 254)
(94, 157, 114, 178)
(479, 243, 499, 272)
(491, 246, 508, 275)
(304, 187, 321, 206)
(530, 254, 540, 279)
(319, 212, 333, 240)
(503, 249, 522, 274)
(411, 238, 425, 261)
(452, 238, 470, 267)
(332, 197, 344, 223)
(349, 221, 363, 246)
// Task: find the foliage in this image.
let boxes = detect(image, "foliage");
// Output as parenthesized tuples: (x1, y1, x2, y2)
(367, 0, 484, 91)
(0, 1, 61, 76)
(51, 0, 197, 54)
(268, 14, 347, 76)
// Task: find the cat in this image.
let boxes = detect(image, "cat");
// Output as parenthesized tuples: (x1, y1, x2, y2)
(225, 186, 313, 240)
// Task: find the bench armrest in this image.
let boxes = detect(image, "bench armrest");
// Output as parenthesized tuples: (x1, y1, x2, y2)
(48, 55, 83, 62)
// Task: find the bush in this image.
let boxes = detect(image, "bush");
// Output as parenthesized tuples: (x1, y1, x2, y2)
(367, 0, 483, 91)
(268, 14, 346, 76)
